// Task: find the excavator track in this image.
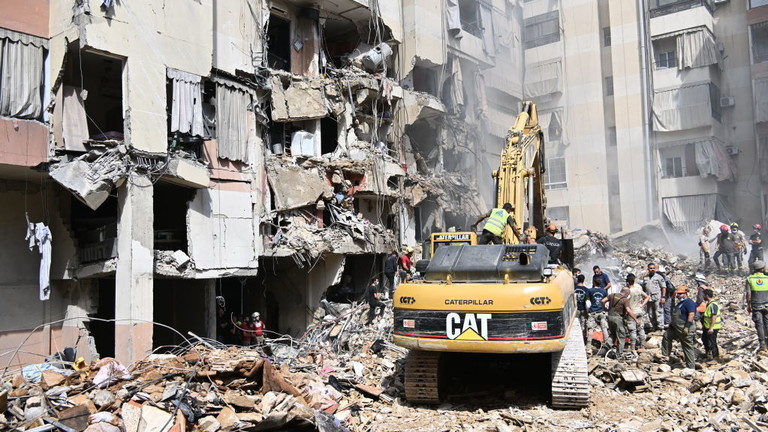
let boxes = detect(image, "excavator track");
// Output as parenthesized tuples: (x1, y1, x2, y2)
(404, 350, 441, 404)
(551, 320, 590, 409)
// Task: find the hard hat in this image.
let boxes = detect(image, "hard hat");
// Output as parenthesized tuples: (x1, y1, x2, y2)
(755, 260, 766, 270)
(547, 223, 557, 233)
(216, 296, 226, 309)
(703, 226, 711, 233)
(675, 286, 688, 294)
(755, 224, 763, 230)
(251, 312, 260, 319)
(694, 272, 707, 283)
(720, 224, 729, 232)
(730, 222, 739, 228)
(658, 265, 666, 273)
(406, 247, 414, 253)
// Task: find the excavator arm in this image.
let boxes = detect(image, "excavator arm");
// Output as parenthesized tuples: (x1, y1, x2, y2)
(492, 101, 547, 244)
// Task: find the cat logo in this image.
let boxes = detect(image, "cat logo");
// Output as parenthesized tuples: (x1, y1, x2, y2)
(399, 296, 416, 305)
(446, 313, 491, 340)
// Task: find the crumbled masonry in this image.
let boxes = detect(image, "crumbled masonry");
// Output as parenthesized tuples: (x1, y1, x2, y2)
(4, 232, 768, 431)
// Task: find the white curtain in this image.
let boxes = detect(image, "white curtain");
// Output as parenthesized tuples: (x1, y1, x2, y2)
(662, 194, 717, 233)
(480, 3, 495, 54)
(0, 30, 45, 119)
(694, 139, 736, 182)
(216, 84, 250, 163)
(167, 68, 204, 136)
(524, 60, 561, 98)
(62, 86, 89, 151)
(446, 0, 462, 36)
(446, 57, 464, 115)
(755, 78, 768, 123)
(652, 83, 711, 132)
(676, 29, 719, 70)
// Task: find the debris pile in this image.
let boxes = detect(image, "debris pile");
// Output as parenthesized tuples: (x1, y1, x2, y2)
(0, 301, 404, 432)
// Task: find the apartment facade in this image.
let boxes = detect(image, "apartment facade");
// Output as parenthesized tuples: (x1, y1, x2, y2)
(0, 0, 524, 367)
(526, 0, 766, 234)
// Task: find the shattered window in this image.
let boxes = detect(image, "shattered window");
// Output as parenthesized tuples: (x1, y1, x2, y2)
(752, 21, 768, 64)
(524, 11, 560, 49)
(545, 157, 567, 190)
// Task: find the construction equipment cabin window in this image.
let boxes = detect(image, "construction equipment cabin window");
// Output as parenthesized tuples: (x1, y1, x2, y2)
(0, 28, 46, 120)
(524, 11, 560, 49)
(752, 21, 768, 64)
(545, 157, 567, 190)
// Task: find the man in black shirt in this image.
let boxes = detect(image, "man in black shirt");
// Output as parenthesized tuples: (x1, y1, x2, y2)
(750, 224, 764, 272)
(537, 224, 562, 264)
(365, 278, 385, 326)
(384, 251, 399, 298)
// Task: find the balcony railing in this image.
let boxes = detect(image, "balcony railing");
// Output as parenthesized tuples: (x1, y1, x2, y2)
(650, 0, 714, 18)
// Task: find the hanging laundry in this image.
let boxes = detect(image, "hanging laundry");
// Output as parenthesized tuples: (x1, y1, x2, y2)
(25, 219, 52, 301)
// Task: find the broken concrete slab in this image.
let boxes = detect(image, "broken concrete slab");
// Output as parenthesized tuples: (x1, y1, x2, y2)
(49, 160, 114, 210)
(270, 77, 328, 122)
(165, 157, 210, 189)
(266, 164, 332, 211)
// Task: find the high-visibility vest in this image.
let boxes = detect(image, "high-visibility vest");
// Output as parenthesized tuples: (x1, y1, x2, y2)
(748, 272, 768, 305)
(702, 300, 722, 330)
(483, 208, 509, 236)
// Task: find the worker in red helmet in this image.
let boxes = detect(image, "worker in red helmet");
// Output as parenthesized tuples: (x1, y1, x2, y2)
(536, 223, 562, 264)
(750, 224, 764, 272)
(713, 224, 737, 275)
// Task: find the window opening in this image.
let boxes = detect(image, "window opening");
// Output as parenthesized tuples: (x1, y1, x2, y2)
(267, 15, 291, 72)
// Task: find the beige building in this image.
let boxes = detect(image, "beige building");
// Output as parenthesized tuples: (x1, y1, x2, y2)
(526, 0, 767, 234)
(0, 0, 525, 368)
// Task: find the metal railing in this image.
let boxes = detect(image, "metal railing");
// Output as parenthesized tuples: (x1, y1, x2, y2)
(650, 0, 714, 18)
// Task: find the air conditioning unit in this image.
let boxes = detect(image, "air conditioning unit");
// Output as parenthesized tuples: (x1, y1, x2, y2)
(720, 96, 735, 107)
(726, 145, 740, 156)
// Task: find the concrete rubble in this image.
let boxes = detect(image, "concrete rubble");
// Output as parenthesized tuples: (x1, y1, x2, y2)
(6, 231, 768, 431)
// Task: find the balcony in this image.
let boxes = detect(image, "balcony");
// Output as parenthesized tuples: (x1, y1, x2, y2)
(650, 0, 714, 19)
(650, 1, 715, 38)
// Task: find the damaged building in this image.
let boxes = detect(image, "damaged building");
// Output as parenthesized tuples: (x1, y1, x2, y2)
(0, 0, 525, 366)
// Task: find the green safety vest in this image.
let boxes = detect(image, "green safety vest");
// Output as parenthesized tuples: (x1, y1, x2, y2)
(483, 208, 509, 236)
(748, 272, 768, 306)
(702, 300, 722, 330)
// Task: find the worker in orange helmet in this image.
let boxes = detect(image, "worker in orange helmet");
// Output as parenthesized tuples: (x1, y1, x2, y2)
(536, 223, 562, 264)
(661, 286, 697, 369)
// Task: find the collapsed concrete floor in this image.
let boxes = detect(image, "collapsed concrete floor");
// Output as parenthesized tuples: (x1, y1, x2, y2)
(3, 237, 768, 432)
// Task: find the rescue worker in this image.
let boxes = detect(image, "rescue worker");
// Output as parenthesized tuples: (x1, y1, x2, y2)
(592, 266, 612, 292)
(399, 248, 414, 283)
(537, 223, 563, 264)
(215, 296, 230, 344)
(746, 260, 768, 353)
(693, 273, 708, 327)
(701, 289, 721, 361)
(749, 224, 764, 272)
(713, 224, 737, 274)
(471, 203, 522, 245)
(657, 265, 675, 327)
(586, 275, 611, 354)
(662, 286, 697, 369)
(626, 273, 650, 352)
(602, 286, 641, 359)
(251, 312, 266, 346)
(384, 250, 399, 298)
(365, 277, 385, 326)
(731, 223, 747, 274)
(574, 274, 589, 342)
(642, 262, 666, 332)
(241, 315, 254, 346)
(699, 226, 713, 269)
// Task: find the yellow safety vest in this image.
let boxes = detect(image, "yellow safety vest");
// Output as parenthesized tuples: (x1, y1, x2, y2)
(483, 208, 509, 236)
(702, 300, 722, 330)
(748, 273, 768, 291)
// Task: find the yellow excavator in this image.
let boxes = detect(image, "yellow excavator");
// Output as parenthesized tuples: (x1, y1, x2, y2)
(393, 102, 588, 409)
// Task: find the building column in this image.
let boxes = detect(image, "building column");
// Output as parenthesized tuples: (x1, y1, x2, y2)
(203, 280, 216, 340)
(115, 173, 154, 364)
